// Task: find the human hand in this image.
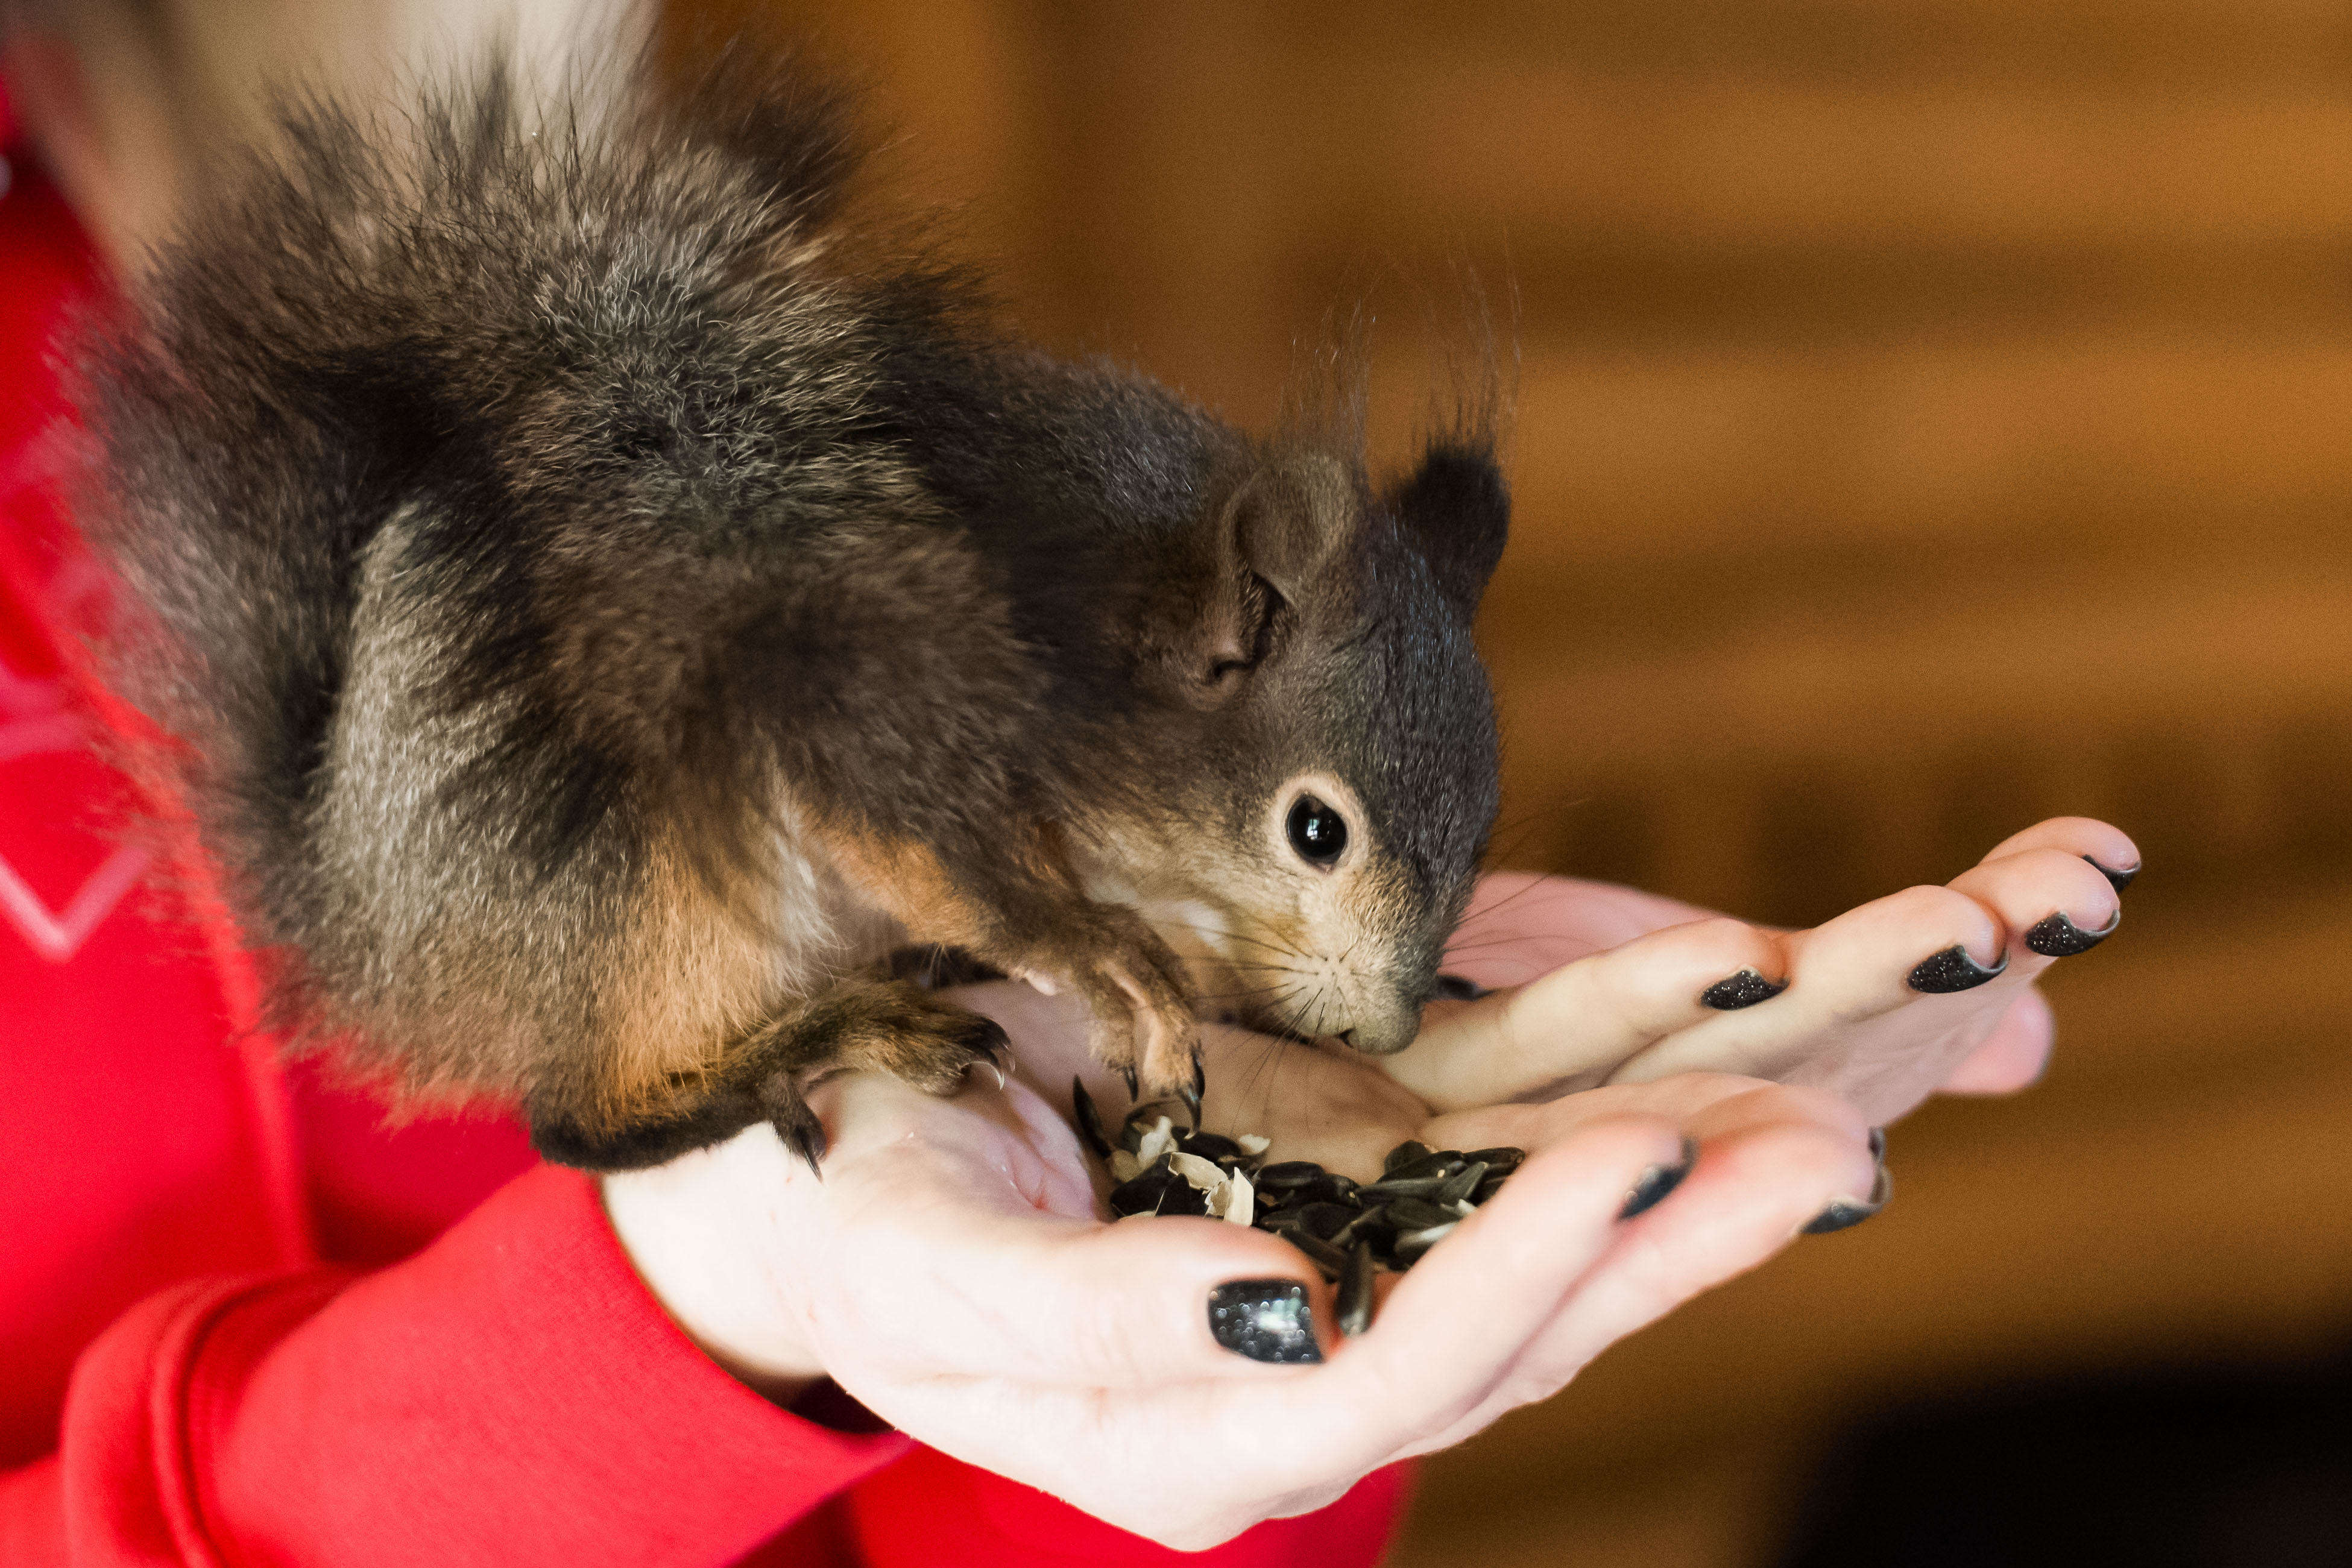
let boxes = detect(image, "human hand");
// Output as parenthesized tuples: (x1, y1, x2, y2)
(604, 1056, 1874, 1549)
(602, 815, 2129, 1548)
(1377, 816, 2139, 1127)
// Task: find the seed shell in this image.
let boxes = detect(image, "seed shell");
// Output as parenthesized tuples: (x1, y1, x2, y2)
(1178, 1131, 1247, 1167)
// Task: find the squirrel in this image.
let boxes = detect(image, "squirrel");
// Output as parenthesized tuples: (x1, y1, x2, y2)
(72, 42, 1509, 1173)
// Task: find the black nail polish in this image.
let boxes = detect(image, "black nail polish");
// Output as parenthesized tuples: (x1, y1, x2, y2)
(1208, 1280, 1322, 1364)
(1700, 968, 1788, 1010)
(1619, 1136, 1698, 1220)
(2025, 909, 2119, 957)
(1176, 1076, 1203, 1129)
(1431, 972, 1491, 1002)
(1907, 945, 2008, 993)
(1803, 1161, 1892, 1235)
(2082, 854, 2140, 894)
(1191, 1053, 1208, 1098)
(1117, 1064, 1140, 1103)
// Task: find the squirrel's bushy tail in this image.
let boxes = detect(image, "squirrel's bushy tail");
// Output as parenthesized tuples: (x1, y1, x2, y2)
(73, 38, 866, 1003)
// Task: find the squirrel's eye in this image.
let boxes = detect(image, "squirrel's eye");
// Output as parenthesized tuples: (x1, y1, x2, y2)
(1286, 795, 1348, 866)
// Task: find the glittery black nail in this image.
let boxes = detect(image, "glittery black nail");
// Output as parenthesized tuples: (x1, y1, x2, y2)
(2024, 909, 2120, 958)
(1208, 1280, 1322, 1364)
(1619, 1136, 1698, 1220)
(1700, 968, 1788, 1010)
(1431, 972, 1491, 1002)
(1907, 945, 2008, 993)
(2083, 854, 2140, 894)
(1803, 1161, 1893, 1235)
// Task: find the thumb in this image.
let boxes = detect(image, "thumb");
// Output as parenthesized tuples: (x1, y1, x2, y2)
(807, 1069, 1336, 1388)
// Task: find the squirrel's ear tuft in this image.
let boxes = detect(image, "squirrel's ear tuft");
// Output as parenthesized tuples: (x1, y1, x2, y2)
(1388, 441, 1509, 618)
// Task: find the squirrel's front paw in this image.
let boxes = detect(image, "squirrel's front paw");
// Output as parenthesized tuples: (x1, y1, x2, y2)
(792, 978, 1010, 1097)
(1037, 920, 1200, 1106)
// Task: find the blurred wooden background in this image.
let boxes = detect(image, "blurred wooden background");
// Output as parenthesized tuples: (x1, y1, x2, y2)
(687, 2, 2352, 1561)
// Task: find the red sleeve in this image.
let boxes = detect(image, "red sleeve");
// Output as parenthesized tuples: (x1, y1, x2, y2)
(1, 1163, 909, 1567)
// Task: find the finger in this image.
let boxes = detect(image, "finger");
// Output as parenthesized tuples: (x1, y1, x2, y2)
(1402, 1100, 1879, 1455)
(1604, 881, 2006, 1086)
(806, 1069, 1336, 1390)
(1386, 917, 1789, 1113)
(1941, 987, 2055, 1094)
(1946, 845, 2120, 969)
(1976, 816, 2141, 887)
(1190, 1115, 1694, 1481)
(1439, 871, 1724, 987)
(1419, 1070, 1843, 1159)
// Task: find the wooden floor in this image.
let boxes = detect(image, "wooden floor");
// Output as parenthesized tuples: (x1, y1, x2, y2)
(679, 2, 2352, 1559)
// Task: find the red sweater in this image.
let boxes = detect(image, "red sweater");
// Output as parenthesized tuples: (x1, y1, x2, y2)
(0, 109, 1403, 1568)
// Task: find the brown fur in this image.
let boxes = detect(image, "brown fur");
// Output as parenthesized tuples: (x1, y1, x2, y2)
(76, 44, 1512, 1170)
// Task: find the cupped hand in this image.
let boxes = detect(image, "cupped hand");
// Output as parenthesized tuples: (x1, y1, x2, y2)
(602, 814, 2133, 1549)
(605, 1051, 1872, 1550)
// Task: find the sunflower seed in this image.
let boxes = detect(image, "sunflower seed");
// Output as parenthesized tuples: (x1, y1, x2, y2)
(1436, 1160, 1489, 1206)
(1359, 1175, 1449, 1202)
(1392, 1221, 1457, 1265)
(1336, 1241, 1376, 1336)
(1070, 1077, 1115, 1159)
(1278, 1230, 1349, 1280)
(1383, 1141, 1436, 1174)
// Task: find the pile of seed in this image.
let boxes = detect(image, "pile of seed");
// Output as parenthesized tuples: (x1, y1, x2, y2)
(1072, 1077, 1524, 1336)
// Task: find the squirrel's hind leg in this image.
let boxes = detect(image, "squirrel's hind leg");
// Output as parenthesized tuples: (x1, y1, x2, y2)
(528, 977, 1008, 1174)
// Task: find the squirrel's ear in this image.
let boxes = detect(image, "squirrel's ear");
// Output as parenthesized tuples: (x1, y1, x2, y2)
(1226, 454, 1359, 608)
(1162, 457, 1360, 705)
(1387, 441, 1509, 618)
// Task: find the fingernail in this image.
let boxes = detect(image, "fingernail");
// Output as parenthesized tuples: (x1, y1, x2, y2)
(1700, 968, 1788, 1010)
(1803, 1160, 1892, 1235)
(1117, 1064, 1140, 1103)
(1431, 972, 1491, 1002)
(1619, 1136, 1698, 1220)
(2082, 854, 2140, 894)
(1208, 1280, 1323, 1364)
(2025, 909, 2119, 957)
(1907, 944, 2008, 993)
(1192, 1053, 1208, 1098)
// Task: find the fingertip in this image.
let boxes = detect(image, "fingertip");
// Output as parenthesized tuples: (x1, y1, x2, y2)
(1941, 989, 2056, 1094)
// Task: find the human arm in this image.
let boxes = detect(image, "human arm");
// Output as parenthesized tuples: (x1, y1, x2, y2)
(0, 1167, 909, 1568)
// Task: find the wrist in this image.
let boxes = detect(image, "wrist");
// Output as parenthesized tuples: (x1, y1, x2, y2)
(599, 1127, 831, 1405)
